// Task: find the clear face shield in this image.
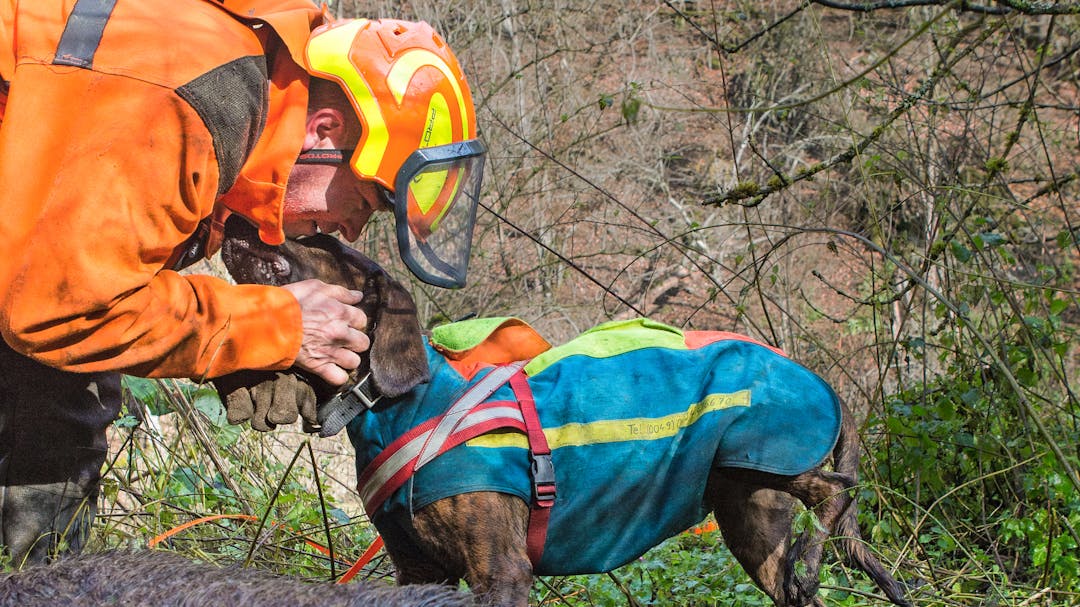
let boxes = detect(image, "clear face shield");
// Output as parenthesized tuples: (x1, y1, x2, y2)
(387, 139, 486, 289)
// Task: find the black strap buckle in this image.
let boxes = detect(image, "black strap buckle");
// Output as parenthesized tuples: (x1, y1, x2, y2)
(316, 372, 381, 438)
(168, 218, 211, 271)
(345, 372, 381, 410)
(530, 453, 557, 505)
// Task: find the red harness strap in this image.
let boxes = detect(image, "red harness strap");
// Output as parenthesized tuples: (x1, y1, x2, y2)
(509, 370, 555, 567)
(354, 364, 556, 568)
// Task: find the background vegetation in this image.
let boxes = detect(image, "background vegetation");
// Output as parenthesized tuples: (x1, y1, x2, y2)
(93, 1, 1078, 605)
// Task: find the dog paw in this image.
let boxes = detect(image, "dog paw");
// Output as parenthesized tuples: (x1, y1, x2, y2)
(783, 552, 821, 606)
(784, 573, 819, 605)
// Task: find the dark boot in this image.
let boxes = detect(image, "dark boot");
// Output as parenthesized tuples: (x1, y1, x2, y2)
(0, 340, 121, 567)
(0, 481, 97, 567)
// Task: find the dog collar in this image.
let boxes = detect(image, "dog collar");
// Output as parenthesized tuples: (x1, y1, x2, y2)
(317, 371, 381, 437)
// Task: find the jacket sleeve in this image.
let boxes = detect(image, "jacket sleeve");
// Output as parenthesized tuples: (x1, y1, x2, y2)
(0, 64, 302, 379)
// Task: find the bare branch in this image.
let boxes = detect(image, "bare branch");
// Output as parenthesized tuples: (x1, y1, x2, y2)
(702, 17, 999, 207)
(812, 0, 1080, 14)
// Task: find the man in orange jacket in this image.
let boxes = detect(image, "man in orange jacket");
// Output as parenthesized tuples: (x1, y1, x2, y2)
(0, 0, 484, 566)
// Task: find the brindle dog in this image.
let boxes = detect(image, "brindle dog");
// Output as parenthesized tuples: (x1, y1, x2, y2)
(221, 220, 911, 607)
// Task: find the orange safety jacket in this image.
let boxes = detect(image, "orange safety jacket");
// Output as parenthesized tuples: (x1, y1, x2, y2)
(0, 0, 328, 379)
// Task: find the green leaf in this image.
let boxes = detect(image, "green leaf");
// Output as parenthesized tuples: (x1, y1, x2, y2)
(113, 415, 140, 429)
(328, 508, 351, 526)
(979, 232, 1006, 247)
(936, 398, 956, 421)
(950, 240, 972, 262)
(621, 96, 641, 125)
(193, 388, 227, 426)
(122, 375, 174, 415)
(214, 422, 243, 448)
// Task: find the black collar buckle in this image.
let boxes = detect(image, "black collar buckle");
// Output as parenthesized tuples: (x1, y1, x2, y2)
(345, 371, 382, 410)
(316, 371, 382, 438)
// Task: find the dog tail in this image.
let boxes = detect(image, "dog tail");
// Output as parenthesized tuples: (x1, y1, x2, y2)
(833, 407, 913, 607)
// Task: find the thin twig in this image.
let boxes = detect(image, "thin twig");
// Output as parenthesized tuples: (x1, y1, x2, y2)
(306, 441, 336, 581)
(244, 441, 307, 567)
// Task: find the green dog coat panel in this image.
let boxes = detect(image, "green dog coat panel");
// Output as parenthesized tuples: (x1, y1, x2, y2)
(347, 319, 842, 575)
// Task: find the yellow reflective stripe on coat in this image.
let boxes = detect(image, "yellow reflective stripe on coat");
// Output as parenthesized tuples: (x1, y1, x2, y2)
(466, 390, 751, 450)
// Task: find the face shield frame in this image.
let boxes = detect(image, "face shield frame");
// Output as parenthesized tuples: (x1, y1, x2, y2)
(388, 139, 487, 289)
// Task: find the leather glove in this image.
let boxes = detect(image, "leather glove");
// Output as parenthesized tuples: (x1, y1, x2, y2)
(211, 370, 320, 433)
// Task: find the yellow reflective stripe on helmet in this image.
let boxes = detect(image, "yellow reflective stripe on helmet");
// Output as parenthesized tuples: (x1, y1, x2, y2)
(387, 49, 472, 138)
(306, 20, 390, 178)
(409, 92, 455, 216)
(422, 93, 453, 149)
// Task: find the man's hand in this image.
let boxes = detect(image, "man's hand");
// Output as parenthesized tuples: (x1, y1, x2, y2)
(282, 279, 369, 386)
(212, 370, 319, 432)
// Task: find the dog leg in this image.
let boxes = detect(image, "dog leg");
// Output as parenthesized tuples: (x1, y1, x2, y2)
(409, 493, 534, 607)
(709, 466, 853, 607)
(778, 469, 855, 606)
(707, 470, 796, 605)
(377, 516, 461, 588)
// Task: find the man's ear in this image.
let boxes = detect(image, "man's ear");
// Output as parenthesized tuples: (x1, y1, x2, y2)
(303, 108, 348, 150)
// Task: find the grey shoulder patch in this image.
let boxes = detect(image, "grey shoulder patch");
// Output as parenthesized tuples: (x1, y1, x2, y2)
(177, 56, 268, 196)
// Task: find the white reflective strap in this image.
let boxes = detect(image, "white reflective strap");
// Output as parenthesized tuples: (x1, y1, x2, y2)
(359, 431, 432, 506)
(414, 362, 525, 468)
(358, 363, 527, 508)
(456, 406, 524, 431)
(357, 405, 526, 507)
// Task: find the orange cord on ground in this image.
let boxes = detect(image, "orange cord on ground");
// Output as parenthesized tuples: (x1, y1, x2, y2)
(148, 513, 384, 583)
(148, 514, 258, 547)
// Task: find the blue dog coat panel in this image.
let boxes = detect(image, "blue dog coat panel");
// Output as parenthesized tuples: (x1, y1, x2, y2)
(347, 319, 842, 575)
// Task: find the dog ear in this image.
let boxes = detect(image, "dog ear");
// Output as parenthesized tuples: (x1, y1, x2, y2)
(367, 271, 431, 397)
(326, 243, 430, 396)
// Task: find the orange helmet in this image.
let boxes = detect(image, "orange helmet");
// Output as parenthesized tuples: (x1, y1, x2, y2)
(303, 19, 485, 288)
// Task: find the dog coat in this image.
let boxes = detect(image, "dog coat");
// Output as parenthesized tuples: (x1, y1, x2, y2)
(347, 318, 842, 575)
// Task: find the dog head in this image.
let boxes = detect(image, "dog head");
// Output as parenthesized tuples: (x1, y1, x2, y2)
(220, 216, 430, 399)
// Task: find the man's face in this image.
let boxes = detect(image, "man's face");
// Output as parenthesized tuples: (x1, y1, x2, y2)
(281, 160, 389, 242)
(282, 101, 388, 242)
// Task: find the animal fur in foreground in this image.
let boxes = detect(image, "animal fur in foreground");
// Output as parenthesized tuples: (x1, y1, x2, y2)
(0, 550, 471, 607)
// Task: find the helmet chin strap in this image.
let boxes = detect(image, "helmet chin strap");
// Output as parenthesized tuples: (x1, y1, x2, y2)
(295, 148, 356, 165)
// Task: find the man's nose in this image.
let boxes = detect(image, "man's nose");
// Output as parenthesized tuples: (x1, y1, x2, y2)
(339, 218, 363, 241)
(345, 208, 376, 241)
